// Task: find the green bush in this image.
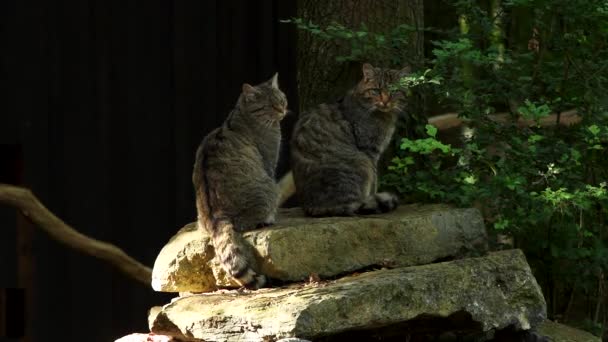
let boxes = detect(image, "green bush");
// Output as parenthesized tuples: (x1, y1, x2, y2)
(287, 0, 608, 335)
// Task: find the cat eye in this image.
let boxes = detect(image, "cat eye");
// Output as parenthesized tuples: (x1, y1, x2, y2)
(368, 89, 381, 96)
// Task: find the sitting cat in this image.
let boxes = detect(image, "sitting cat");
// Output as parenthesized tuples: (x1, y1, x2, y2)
(192, 73, 287, 289)
(291, 63, 409, 217)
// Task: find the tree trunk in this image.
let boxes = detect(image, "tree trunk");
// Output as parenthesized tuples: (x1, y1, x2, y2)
(296, 0, 424, 112)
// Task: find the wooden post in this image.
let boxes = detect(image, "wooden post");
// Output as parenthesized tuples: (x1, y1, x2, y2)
(14, 147, 32, 342)
(16, 213, 33, 342)
(0, 289, 5, 337)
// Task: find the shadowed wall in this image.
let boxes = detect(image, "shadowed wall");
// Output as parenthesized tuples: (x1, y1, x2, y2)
(0, 1, 297, 341)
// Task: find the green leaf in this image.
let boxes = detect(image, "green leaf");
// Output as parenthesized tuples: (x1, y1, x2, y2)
(463, 175, 477, 184)
(588, 124, 601, 136)
(425, 124, 438, 137)
(494, 219, 510, 230)
(528, 134, 544, 143)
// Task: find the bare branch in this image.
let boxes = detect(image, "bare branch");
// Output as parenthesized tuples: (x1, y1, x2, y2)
(428, 109, 581, 130)
(278, 171, 296, 207)
(0, 183, 152, 285)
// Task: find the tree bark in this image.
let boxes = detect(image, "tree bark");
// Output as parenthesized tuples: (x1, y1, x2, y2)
(296, 0, 424, 112)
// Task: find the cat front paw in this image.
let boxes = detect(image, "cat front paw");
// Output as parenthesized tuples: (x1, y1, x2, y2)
(241, 274, 267, 290)
(256, 213, 276, 228)
(376, 192, 399, 213)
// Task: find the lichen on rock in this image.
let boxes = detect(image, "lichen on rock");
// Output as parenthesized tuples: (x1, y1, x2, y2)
(151, 249, 546, 342)
(151, 204, 488, 293)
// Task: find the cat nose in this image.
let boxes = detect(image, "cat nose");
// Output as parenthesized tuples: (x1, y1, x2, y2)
(380, 92, 389, 104)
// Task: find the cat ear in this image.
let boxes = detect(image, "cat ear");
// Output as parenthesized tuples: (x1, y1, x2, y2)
(242, 83, 256, 95)
(362, 63, 375, 80)
(269, 72, 279, 89)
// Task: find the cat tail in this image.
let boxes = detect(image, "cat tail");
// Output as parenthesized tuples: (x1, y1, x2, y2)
(304, 192, 399, 217)
(204, 218, 266, 289)
(278, 170, 296, 207)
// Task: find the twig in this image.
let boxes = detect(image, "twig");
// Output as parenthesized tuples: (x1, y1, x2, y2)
(564, 282, 577, 322)
(0, 183, 152, 285)
(595, 272, 604, 325)
(427, 109, 581, 131)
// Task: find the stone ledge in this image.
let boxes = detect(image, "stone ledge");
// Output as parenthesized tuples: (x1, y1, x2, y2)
(537, 320, 601, 342)
(151, 249, 546, 342)
(152, 204, 488, 293)
(114, 333, 182, 342)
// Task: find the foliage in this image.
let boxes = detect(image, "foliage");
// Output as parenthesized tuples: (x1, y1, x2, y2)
(287, 0, 608, 335)
(280, 18, 418, 67)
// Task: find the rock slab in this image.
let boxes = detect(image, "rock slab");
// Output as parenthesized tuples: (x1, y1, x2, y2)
(151, 249, 546, 342)
(114, 333, 181, 342)
(537, 320, 601, 342)
(152, 204, 487, 292)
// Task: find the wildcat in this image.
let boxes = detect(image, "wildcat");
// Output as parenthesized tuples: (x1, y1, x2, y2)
(291, 63, 409, 217)
(192, 73, 287, 289)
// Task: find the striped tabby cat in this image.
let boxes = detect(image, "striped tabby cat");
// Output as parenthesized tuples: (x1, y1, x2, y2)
(192, 73, 287, 289)
(291, 63, 409, 217)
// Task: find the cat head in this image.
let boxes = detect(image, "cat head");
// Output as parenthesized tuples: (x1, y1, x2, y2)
(353, 63, 410, 114)
(239, 73, 288, 125)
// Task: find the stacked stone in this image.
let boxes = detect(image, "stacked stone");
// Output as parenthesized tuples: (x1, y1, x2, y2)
(116, 204, 584, 342)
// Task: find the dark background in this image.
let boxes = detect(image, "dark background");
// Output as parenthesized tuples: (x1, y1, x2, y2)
(0, 1, 297, 341)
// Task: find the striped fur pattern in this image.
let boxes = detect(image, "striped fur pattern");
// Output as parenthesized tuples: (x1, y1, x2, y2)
(291, 63, 408, 217)
(192, 73, 287, 289)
